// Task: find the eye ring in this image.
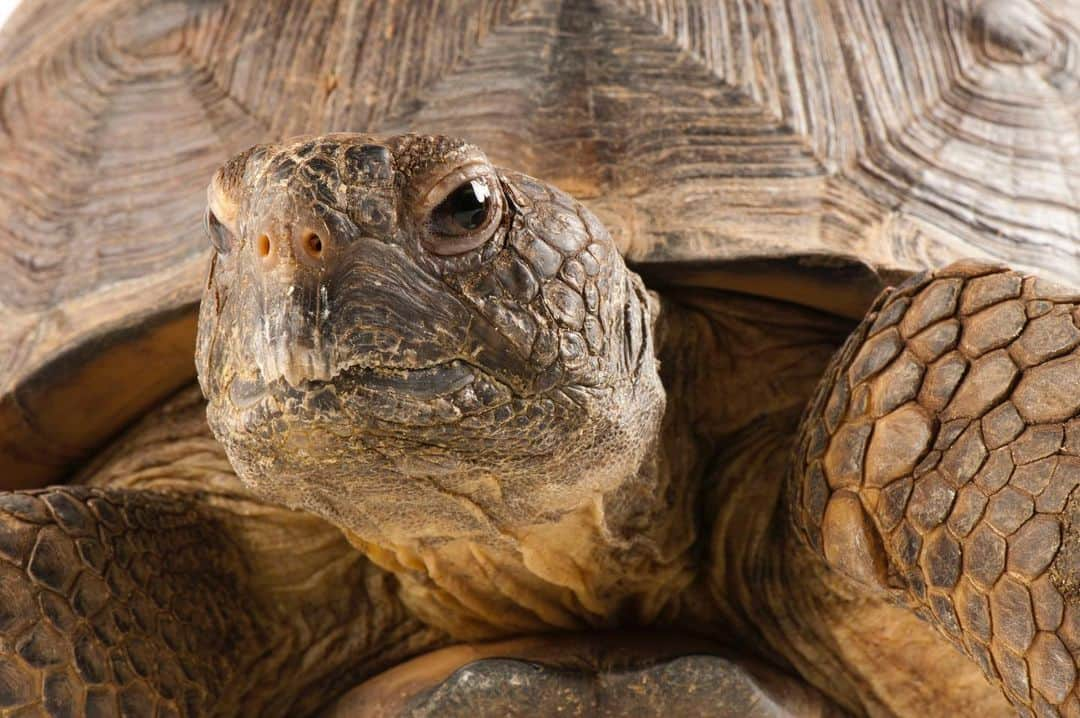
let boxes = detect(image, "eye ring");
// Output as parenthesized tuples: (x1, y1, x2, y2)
(419, 165, 504, 256)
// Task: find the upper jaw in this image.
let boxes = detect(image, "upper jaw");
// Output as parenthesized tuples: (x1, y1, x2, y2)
(243, 347, 498, 407)
(251, 300, 335, 388)
(254, 321, 484, 393)
(257, 333, 335, 388)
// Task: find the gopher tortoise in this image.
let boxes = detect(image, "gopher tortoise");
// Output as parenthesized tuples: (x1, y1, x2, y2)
(0, 1, 1078, 717)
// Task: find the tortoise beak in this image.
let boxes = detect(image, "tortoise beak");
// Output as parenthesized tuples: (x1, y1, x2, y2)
(255, 281, 335, 389)
(248, 238, 336, 389)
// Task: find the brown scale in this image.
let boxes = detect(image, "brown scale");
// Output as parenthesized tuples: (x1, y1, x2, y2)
(795, 263, 1080, 717)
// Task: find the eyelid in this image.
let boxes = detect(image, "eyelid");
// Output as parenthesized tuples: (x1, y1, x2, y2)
(418, 161, 495, 214)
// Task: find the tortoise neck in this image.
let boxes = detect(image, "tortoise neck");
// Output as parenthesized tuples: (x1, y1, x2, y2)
(650, 290, 870, 697)
(340, 427, 701, 639)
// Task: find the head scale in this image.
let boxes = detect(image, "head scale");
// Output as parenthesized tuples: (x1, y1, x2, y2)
(196, 133, 664, 547)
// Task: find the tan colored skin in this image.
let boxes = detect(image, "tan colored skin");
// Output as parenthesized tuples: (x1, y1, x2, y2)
(2, 133, 1072, 717)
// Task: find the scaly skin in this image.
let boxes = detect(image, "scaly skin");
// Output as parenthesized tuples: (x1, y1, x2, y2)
(198, 134, 681, 639)
(793, 263, 1080, 716)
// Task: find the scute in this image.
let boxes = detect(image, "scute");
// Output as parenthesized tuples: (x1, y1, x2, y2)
(0, 0, 1076, 487)
(325, 632, 841, 717)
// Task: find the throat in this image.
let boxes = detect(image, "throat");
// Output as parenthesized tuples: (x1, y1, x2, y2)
(341, 441, 701, 640)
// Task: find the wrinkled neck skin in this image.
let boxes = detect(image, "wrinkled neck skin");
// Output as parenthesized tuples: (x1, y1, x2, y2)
(336, 290, 703, 641)
(343, 445, 701, 640)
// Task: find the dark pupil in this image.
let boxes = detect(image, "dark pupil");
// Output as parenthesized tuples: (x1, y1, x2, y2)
(438, 180, 490, 231)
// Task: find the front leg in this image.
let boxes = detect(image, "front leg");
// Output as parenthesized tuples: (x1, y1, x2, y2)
(794, 262, 1080, 716)
(0, 390, 443, 717)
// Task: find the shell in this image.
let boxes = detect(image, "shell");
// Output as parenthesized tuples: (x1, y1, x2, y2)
(0, 0, 1076, 486)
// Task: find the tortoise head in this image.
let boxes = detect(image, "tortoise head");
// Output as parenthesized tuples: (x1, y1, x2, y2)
(196, 133, 665, 545)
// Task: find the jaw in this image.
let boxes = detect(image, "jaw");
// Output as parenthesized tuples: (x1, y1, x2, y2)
(205, 328, 682, 639)
(212, 366, 663, 524)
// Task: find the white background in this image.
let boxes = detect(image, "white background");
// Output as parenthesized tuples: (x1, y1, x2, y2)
(0, 0, 19, 31)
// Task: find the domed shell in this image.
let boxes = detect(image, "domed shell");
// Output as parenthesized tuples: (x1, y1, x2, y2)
(0, 0, 1076, 486)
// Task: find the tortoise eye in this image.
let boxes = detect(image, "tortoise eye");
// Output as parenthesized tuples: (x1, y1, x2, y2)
(432, 179, 491, 234)
(205, 208, 233, 254)
(424, 174, 503, 255)
(434, 178, 494, 234)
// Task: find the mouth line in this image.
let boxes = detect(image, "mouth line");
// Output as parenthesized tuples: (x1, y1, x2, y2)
(228, 356, 511, 431)
(296, 357, 480, 395)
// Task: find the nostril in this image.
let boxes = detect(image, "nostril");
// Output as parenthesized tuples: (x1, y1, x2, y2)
(257, 234, 271, 258)
(302, 231, 324, 259)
